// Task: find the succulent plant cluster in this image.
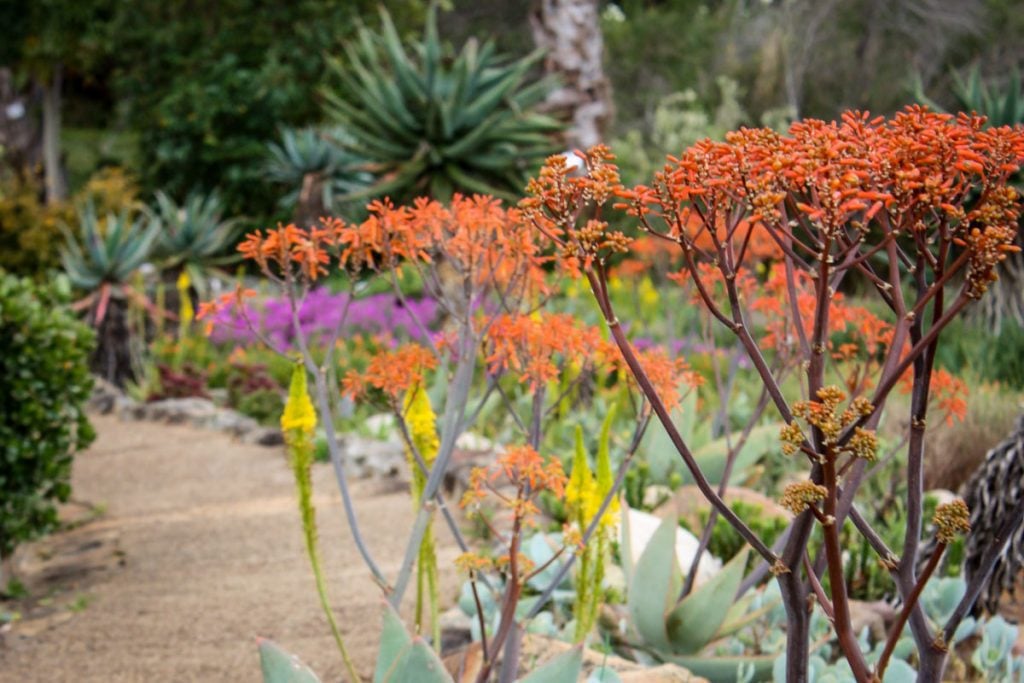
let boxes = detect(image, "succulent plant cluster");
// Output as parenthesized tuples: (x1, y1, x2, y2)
(322, 7, 563, 203)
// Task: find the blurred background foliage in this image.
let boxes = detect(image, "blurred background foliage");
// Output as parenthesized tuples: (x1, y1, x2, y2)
(2, 0, 1023, 233)
(2, 0, 1023, 387)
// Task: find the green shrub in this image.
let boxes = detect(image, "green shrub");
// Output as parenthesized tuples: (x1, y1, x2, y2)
(104, 1, 427, 220)
(682, 500, 788, 566)
(935, 318, 1024, 390)
(237, 390, 285, 426)
(0, 168, 140, 278)
(0, 271, 95, 560)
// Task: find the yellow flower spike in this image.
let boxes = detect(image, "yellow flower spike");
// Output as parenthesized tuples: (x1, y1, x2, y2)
(281, 363, 317, 436)
(595, 406, 619, 529)
(176, 270, 194, 326)
(403, 383, 439, 467)
(567, 426, 597, 523)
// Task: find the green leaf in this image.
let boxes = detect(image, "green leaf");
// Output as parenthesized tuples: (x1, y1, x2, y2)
(391, 638, 454, 683)
(686, 423, 785, 486)
(666, 653, 775, 683)
(883, 659, 917, 683)
(258, 639, 322, 683)
(517, 645, 584, 682)
(640, 390, 711, 483)
(586, 666, 624, 683)
(666, 547, 749, 654)
(374, 603, 412, 683)
(627, 515, 680, 651)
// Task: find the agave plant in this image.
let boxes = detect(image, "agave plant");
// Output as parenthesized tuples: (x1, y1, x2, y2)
(951, 66, 1024, 128)
(61, 202, 159, 386)
(322, 6, 563, 203)
(149, 191, 240, 298)
(61, 202, 158, 295)
(263, 126, 373, 220)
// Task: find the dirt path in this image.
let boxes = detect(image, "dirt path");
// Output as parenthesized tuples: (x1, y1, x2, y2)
(0, 415, 461, 682)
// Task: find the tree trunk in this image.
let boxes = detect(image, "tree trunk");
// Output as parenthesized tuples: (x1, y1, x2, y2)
(41, 63, 66, 205)
(0, 68, 41, 177)
(529, 0, 612, 149)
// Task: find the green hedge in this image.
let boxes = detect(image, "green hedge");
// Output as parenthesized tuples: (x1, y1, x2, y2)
(1, 271, 95, 558)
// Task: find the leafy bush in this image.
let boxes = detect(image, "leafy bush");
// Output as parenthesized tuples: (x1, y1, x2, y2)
(935, 317, 1024, 390)
(104, 1, 427, 219)
(0, 168, 140, 277)
(236, 390, 285, 426)
(683, 500, 788, 567)
(147, 363, 209, 402)
(0, 176, 69, 276)
(0, 270, 95, 559)
(323, 7, 562, 202)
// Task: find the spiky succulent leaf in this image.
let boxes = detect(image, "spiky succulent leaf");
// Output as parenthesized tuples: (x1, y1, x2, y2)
(264, 127, 374, 213)
(150, 191, 240, 265)
(323, 6, 562, 203)
(516, 645, 584, 682)
(60, 202, 158, 291)
(257, 639, 321, 683)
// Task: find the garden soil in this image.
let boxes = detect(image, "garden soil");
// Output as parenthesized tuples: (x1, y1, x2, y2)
(0, 415, 461, 682)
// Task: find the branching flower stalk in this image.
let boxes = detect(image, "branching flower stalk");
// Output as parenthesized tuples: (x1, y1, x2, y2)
(458, 445, 568, 683)
(522, 109, 1024, 681)
(200, 197, 551, 669)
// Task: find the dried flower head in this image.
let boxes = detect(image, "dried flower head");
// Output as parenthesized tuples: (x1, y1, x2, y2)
(781, 481, 828, 515)
(846, 427, 879, 462)
(933, 499, 971, 543)
(780, 422, 805, 456)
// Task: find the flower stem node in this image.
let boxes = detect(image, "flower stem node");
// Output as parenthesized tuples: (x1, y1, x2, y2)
(770, 558, 791, 576)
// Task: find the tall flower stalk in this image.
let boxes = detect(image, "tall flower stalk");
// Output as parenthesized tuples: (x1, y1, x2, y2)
(280, 362, 359, 683)
(403, 383, 442, 648)
(521, 108, 1024, 681)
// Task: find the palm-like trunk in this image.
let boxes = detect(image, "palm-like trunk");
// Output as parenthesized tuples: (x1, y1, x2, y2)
(529, 0, 612, 149)
(41, 64, 66, 205)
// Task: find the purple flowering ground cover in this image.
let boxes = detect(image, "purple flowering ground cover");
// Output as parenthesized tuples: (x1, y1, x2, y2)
(210, 288, 439, 349)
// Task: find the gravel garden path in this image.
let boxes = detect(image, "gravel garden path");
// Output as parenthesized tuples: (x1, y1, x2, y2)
(0, 414, 460, 682)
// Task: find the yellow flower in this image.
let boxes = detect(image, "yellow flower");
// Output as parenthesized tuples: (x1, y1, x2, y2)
(403, 384, 439, 466)
(638, 276, 659, 308)
(567, 426, 603, 528)
(176, 271, 194, 325)
(281, 363, 317, 435)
